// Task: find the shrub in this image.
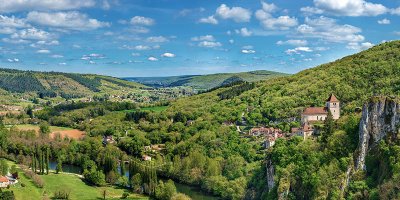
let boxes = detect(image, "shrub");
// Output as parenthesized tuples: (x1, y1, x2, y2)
(121, 192, 129, 199)
(53, 188, 71, 200)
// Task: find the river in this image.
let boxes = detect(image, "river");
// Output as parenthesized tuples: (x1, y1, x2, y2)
(49, 161, 219, 200)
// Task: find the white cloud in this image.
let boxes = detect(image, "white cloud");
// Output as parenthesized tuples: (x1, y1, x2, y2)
(277, 39, 308, 46)
(0, 0, 95, 13)
(229, 39, 234, 44)
(235, 27, 252, 37)
(198, 41, 222, 48)
(27, 11, 109, 31)
(102, 0, 111, 10)
(81, 53, 105, 60)
(131, 53, 140, 56)
(128, 26, 149, 34)
(36, 49, 50, 54)
(30, 40, 59, 48)
(191, 35, 215, 41)
(198, 16, 218, 25)
(0, 15, 29, 28)
(2, 38, 29, 44)
(146, 36, 169, 43)
(215, 4, 251, 23)
(51, 54, 63, 58)
(296, 16, 365, 43)
(133, 45, 151, 51)
(255, 2, 298, 30)
(346, 42, 374, 50)
(7, 58, 19, 63)
(377, 18, 390, 25)
(161, 52, 175, 58)
(130, 16, 155, 26)
(260, 1, 278, 13)
(58, 62, 67, 65)
(11, 27, 53, 40)
(285, 47, 313, 55)
(241, 49, 256, 54)
(392, 7, 400, 15)
(148, 56, 158, 61)
(303, 0, 388, 16)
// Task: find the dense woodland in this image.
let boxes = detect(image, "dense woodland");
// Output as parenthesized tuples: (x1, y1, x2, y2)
(1, 41, 400, 199)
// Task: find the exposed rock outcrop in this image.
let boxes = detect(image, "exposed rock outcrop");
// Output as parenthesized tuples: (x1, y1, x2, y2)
(266, 159, 275, 191)
(355, 96, 400, 170)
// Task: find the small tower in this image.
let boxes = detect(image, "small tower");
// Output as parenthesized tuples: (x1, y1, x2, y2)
(326, 94, 340, 119)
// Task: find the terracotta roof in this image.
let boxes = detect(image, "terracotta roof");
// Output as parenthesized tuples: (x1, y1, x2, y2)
(0, 176, 8, 183)
(326, 94, 339, 102)
(302, 107, 328, 115)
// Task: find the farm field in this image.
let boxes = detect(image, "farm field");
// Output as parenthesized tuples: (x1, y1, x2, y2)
(10, 124, 85, 139)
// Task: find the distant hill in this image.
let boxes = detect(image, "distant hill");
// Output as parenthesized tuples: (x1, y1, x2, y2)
(123, 70, 289, 90)
(0, 68, 146, 99)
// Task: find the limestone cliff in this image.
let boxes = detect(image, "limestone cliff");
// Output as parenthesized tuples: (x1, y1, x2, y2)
(355, 96, 400, 170)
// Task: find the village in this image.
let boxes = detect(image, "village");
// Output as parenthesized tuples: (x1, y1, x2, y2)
(247, 94, 340, 149)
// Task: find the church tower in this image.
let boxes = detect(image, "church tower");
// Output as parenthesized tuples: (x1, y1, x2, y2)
(326, 94, 340, 119)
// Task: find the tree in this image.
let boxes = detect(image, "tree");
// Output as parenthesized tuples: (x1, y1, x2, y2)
(171, 193, 191, 200)
(0, 159, 8, 175)
(39, 122, 51, 137)
(131, 173, 142, 192)
(322, 111, 335, 145)
(56, 158, 63, 174)
(26, 106, 34, 118)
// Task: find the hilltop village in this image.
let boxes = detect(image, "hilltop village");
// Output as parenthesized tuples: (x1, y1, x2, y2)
(247, 94, 341, 148)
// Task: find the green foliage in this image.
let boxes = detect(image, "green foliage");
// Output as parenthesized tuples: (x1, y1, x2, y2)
(155, 180, 177, 200)
(0, 159, 8, 175)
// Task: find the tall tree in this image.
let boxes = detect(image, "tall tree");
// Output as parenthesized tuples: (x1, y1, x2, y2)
(322, 111, 335, 145)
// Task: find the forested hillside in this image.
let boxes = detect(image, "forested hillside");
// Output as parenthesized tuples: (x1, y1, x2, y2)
(124, 70, 288, 90)
(0, 68, 146, 100)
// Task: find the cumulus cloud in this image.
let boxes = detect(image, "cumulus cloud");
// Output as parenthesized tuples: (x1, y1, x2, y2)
(146, 36, 169, 43)
(346, 42, 374, 50)
(51, 54, 64, 58)
(81, 53, 105, 60)
(133, 45, 151, 51)
(198, 41, 222, 48)
(285, 47, 313, 55)
(7, 58, 19, 63)
(161, 52, 175, 58)
(11, 27, 54, 40)
(0, 0, 95, 13)
(241, 49, 256, 54)
(30, 40, 59, 48)
(130, 16, 155, 26)
(0, 15, 29, 28)
(296, 16, 365, 43)
(303, 0, 387, 16)
(148, 56, 158, 61)
(255, 2, 298, 30)
(215, 4, 251, 23)
(36, 49, 50, 54)
(191, 35, 215, 41)
(27, 11, 109, 31)
(377, 18, 390, 25)
(198, 16, 218, 24)
(235, 27, 252, 37)
(277, 39, 308, 46)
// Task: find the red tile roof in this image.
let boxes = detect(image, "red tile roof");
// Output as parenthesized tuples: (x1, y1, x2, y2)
(0, 176, 8, 183)
(302, 107, 328, 115)
(326, 94, 339, 102)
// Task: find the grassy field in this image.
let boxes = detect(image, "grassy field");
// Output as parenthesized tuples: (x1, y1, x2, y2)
(140, 106, 168, 112)
(6, 161, 148, 200)
(12, 124, 73, 132)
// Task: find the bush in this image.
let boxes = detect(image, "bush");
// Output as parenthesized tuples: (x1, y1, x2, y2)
(32, 174, 44, 188)
(121, 192, 129, 199)
(53, 188, 71, 200)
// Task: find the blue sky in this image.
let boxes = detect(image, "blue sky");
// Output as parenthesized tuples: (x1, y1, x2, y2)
(0, 0, 399, 77)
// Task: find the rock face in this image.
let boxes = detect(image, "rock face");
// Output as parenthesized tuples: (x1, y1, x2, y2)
(266, 159, 275, 190)
(355, 96, 400, 170)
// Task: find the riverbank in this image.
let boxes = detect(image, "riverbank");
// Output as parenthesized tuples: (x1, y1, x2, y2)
(5, 160, 148, 200)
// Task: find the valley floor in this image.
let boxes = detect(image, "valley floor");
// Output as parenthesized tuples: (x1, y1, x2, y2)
(5, 161, 148, 200)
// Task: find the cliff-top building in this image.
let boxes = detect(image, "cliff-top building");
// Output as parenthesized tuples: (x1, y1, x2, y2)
(301, 94, 340, 124)
(293, 94, 340, 139)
